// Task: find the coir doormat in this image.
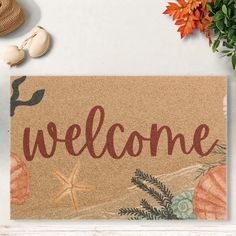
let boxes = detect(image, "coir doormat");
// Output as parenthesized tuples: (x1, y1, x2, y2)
(10, 76, 227, 220)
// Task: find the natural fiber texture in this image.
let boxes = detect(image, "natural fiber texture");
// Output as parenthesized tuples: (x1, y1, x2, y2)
(0, 0, 25, 36)
(10, 76, 227, 220)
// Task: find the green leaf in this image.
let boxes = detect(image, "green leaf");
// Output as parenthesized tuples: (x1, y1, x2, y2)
(227, 52, 233, 57)
(214, 0, 222, 9)
(222, 4, 227, 15)
(213, 11, 225, 21)
(221, 50, 231, 54)
(227, 0, 234, 6)
(228, 29, 236, 40)
(206, 3, 213, 12)
(216, 20, 225, 31)
(231, 54, 236, 69)
(223, 41, 234, 48)
(224, 17, 230, 27)
(232, 16, 236, 22)
(209, 23, 217, 30)
(212, 40, 220, 52)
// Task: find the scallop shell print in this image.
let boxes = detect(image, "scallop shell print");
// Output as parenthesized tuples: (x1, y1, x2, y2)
(10, 153, 30, 205)
(193, 165, 227, 220)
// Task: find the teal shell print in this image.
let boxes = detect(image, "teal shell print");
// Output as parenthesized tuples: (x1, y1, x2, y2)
(171, 191, 196, 219)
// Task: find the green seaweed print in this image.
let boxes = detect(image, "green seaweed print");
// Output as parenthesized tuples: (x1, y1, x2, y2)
(11, 76, 45, 117)
(118, 169, 179, 220)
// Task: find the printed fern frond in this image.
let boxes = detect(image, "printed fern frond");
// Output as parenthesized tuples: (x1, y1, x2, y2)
(118, 169, 178, 220)
(195, 159, 226, 180)
(135, 169, 174, 202)
(118, 207, 152, 220)
(131, 177, 170, 209)
(129, 216, 143, 220)
(211, 144, 227, 156)
(140, 199, 166, 219)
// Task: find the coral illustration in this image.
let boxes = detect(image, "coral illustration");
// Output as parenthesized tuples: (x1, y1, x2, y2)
(193, 165, 227, 220)
(10, 152, 30, 205)
(53, 160, 93, 211)
(11, 76, 45, 116)
(119, 169, 178, 220)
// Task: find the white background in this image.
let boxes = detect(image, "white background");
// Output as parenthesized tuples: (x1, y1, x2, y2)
(0, 0, 235, 229)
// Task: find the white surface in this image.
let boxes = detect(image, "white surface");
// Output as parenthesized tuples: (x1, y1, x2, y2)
(0, 0, 235, 229)
(2, 225, 236, 235)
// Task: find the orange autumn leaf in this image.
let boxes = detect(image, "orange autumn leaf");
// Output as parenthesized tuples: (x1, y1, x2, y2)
(177, 15, 198, 38)
(163, 2, 184, 20)
(193, 3, 212, 44)
(189, 0, 201, 10)
(164, 0, 200, 19)
(163, 0, 212, 43)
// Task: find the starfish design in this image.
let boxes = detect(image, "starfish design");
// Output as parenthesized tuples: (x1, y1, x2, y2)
(53, 161, 93, 211)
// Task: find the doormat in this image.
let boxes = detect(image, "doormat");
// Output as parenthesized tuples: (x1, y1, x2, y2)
(10, 76, 227, 220)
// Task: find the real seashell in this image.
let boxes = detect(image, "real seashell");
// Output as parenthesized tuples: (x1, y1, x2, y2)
(171, 191, 196, 219)
(0, 0, 25, 36)
(193, 165, 227, 220)
(3, 45, 25, 66)
(10, 152, 30, 205)
(27, 26, 50, 58)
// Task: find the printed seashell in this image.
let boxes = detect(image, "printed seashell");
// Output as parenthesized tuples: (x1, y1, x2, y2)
(27, 26, 50, 58)
(171, 191, 196, 219)
(3, 45, 25, 66)
(223, 95, 227, 120)
(11, 152, 30, 205)
(193, 165, 227, 220)
(0, 0, 25, 36)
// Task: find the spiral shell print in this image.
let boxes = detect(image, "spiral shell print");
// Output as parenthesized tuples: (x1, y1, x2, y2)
(171, 191, 196, 219)
(10, 152, 30, 205)
(193, 165, 227, 220)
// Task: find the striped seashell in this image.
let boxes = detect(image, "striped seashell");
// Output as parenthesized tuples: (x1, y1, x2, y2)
(193, 165, 227, 220)
(0, 0, 25, 36)
(10, 152, 30, 205)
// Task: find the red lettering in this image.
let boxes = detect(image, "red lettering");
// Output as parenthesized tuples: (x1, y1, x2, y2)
(22, 106, 218, 161)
